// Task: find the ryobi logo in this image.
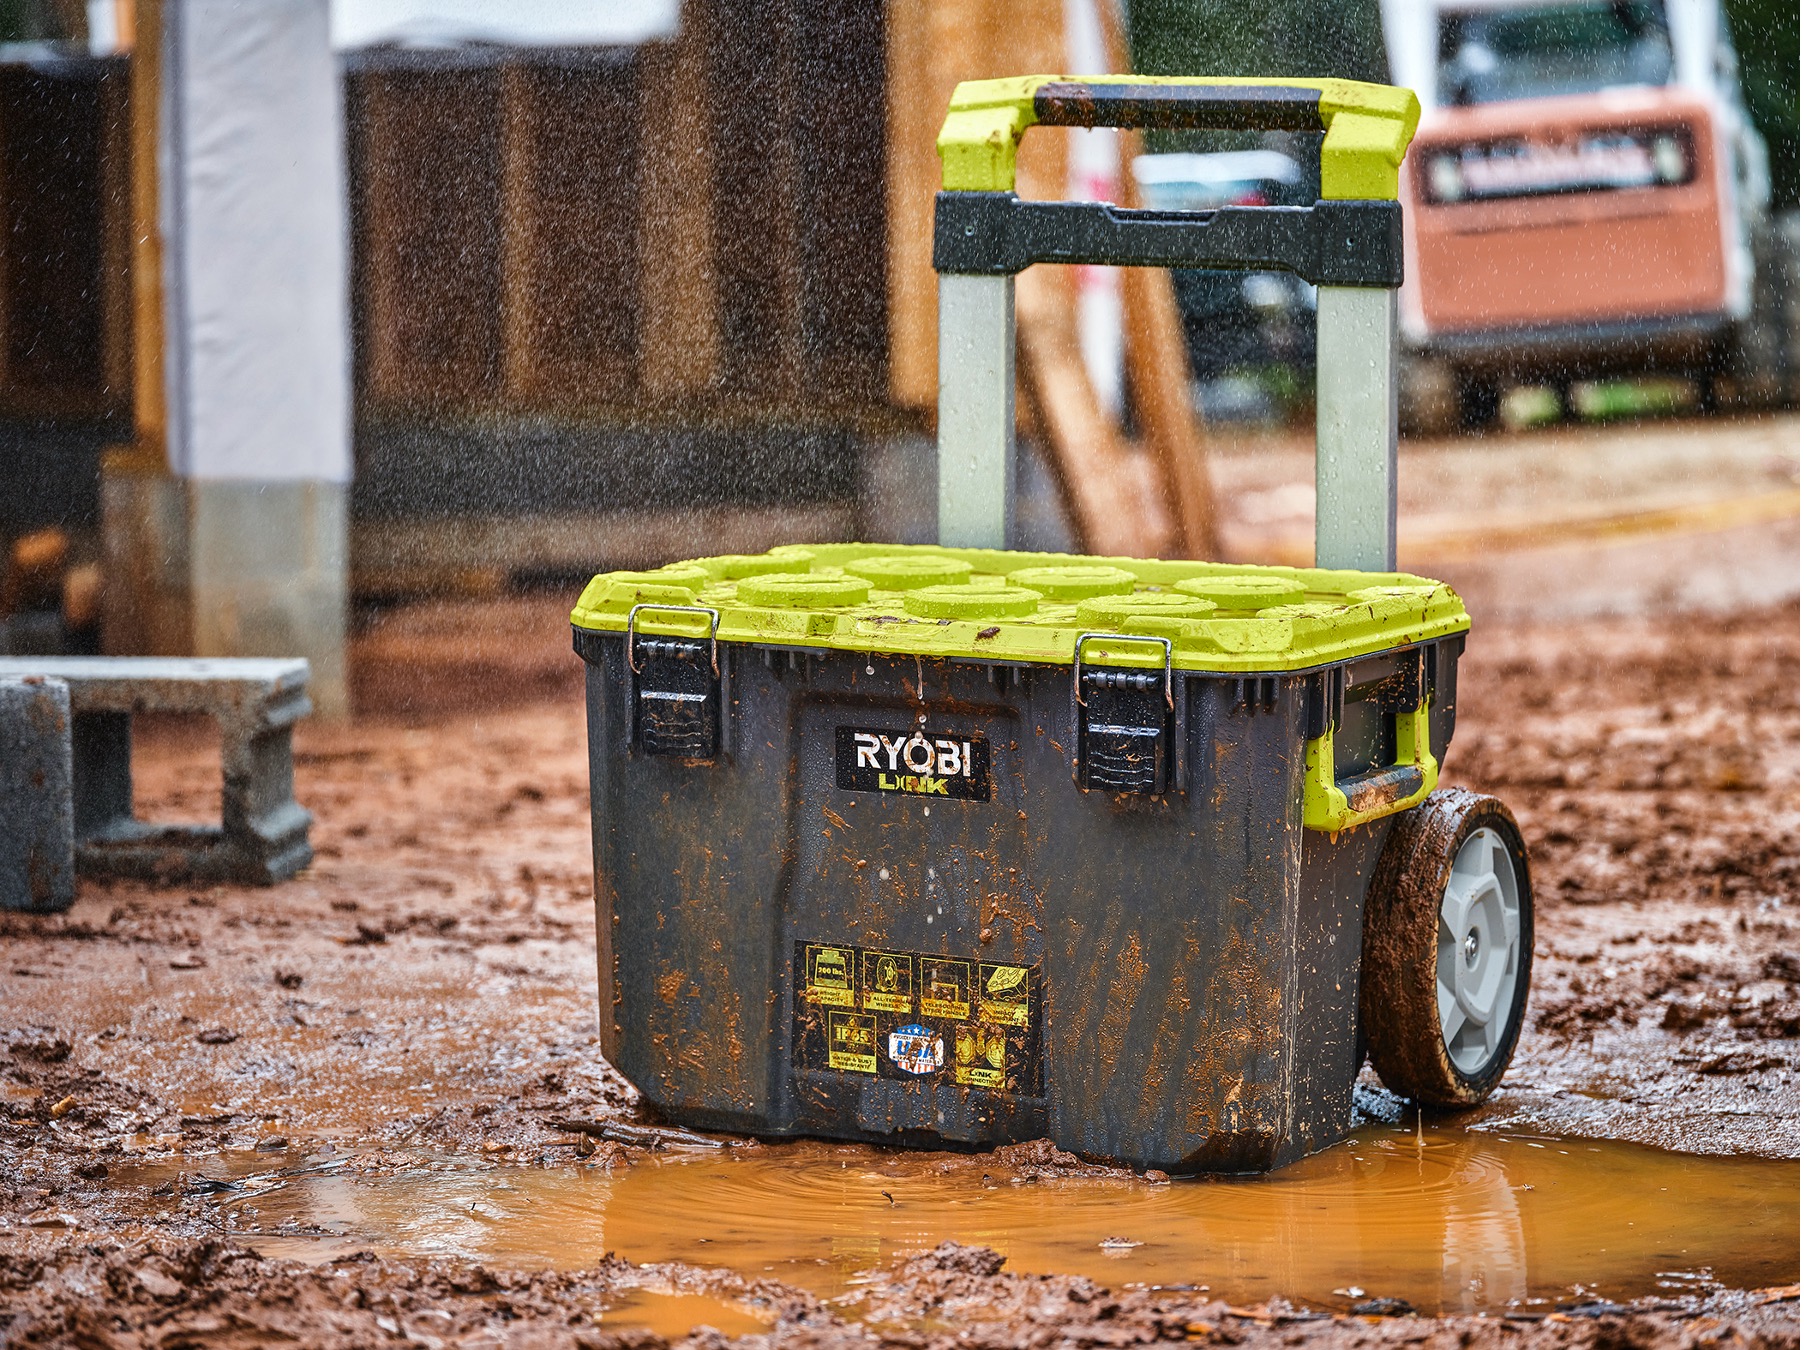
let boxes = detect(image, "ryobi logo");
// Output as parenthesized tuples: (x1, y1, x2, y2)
(834, 725, 991, 801)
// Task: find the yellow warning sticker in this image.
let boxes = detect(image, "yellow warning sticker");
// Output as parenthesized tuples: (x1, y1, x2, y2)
(979, 963, 1031, 1027)
(792, 940, 1041, 1096)
(918, 957, 973, 1020)
(861, 950, 913, 1013)
(953, 1022, 1009, 1089)
(805, 945, 855, 1007)
(827, 1011, 878, 1073)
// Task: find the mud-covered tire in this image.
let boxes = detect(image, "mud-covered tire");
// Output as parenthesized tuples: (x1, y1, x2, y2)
(1362, 788, 1533, 1107)
(1398, 354, 1461, 437)
(1455, 373, 1502, 432)
(1731, 210, 1801, 408)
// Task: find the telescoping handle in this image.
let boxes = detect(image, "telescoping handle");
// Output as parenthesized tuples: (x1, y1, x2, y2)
(932, 76, 1419, 568)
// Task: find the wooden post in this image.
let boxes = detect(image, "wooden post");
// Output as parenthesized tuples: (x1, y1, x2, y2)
(126, 0, 165, 470)
(639, 4, 719, 399)
(355, 65, 507, 412)
(99, 62, 134, 409)
(354, 70, 406, 406)
(886, 0, 1176, 558)
(498, 60, 536, 405)
(100, 0, 194, 662)
(883, 0, 939, 412)
(886, 0, 1073, 415)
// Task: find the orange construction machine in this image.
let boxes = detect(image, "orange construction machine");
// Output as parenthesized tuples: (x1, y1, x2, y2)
(1382, 0, 1797, 428)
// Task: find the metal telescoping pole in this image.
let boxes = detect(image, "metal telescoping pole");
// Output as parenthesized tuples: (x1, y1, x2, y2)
(1313, 285, 1399, 572)
(936, 272, 1016, 550)
(931, 77, 1415, 563)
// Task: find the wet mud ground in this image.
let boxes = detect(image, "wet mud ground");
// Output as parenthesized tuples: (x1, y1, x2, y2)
(1, 572, 1798, 1345)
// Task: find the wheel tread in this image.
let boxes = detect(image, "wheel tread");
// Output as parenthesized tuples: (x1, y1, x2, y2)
(1361, 787, 1534, 1108)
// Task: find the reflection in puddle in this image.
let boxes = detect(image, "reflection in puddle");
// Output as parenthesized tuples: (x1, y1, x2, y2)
(121, 1126, 1796, 1319)
(595, 1292, 772, 1339)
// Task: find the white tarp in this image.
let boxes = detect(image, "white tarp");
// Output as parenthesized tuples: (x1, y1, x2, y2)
(163, 0, 351, 482)
(330, 0, 679, 50)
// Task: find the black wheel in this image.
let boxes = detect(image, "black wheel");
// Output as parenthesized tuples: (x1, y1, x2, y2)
(1731, 210, 1801, 408)
(1398, 354, 1461, 436)
(1361, 788, 1534, 1107)
(1696, 356, 1725, 415)
(1554, 378, 1579, 422)
(1455, 373, 1501, 432)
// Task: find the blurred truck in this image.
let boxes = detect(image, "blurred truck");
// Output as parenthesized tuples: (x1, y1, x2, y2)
(1133, 148, 1318, 422)
(1382, 0, 1798, 429)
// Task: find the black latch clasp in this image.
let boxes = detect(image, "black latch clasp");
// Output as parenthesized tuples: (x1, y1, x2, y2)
(626, 604, 721, 759)
(1073, 632, 1174, 794)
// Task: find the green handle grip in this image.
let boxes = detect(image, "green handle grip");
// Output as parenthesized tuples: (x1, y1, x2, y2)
(1301, 699, 1438, 834)
(936, 75, 1419, 202)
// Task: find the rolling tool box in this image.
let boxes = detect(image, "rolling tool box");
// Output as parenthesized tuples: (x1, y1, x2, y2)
(573, 77, 1534, 1174)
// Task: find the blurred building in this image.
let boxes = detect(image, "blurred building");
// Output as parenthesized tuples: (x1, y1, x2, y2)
(3, 0, 1197, 718)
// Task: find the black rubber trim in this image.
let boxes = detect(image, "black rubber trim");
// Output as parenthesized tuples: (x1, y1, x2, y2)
(933, 191, 1403, 287)
(1033, 81, 1324, 132)
(572, 626, 618, 665)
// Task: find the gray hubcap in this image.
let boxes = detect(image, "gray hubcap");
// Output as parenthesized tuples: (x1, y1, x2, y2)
(1437, 826, 1523, 1075)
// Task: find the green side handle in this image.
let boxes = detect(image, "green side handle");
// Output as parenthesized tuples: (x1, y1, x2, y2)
(1301, 698, 1438, 834)
(936, 74, 1420, 202)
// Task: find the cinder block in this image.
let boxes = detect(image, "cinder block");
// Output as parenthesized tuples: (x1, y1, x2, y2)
(0, 657, 313, 885)
(0, 675, 75, 912)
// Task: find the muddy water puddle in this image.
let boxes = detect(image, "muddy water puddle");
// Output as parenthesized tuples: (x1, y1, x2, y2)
(119, 1126, 1795, 1326)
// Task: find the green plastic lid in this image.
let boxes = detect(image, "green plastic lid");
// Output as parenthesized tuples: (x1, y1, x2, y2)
(647, 562, 713, 586)
(595, 575, 700, 607)
(737, 572, 871, 608)
(1076, 592, 1217, 627)
(572, 543, 1471, 674)
(846, 554, 974, 589)
(1175, 574, 1308, 609)
(905, 584, 1043, 620)
(1348, 584, 1442, 602)
(1006, 564, 1137, 600)
(709, 546, 817, 580)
